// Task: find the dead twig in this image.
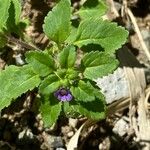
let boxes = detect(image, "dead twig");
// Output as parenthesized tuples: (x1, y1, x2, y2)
(127, 8, 150, 61)
(5, 35, 41, 51)
(145, 87, 150, 110)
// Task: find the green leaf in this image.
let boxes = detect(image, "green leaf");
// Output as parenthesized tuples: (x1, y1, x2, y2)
(76, 96, 106, 120)
(39, 74, 61, 95)
(43, 0, 71, 44)
(70, 80, 95, 102)
(76, 90, 106, 120)
(40, 96, 62, 127)
(74, 18, 128, 53)
(0, 34, 7, 48)
(0, 0, 11, 32)
(6, 1, 16, 32)
(77, 0, 107, 19)
(11, 0, 21, 24)
(63, 101, 80, 118)
(6, 0, 22, 34)
(64, 88, 106, 120)
(65, 25, 78, 44)
(81, 51, 119, 80)
(56, 69, 67, 78)
(58, 45, 76, 68)
(25, 51, 55, 77)
(66, 68, 79, 80)
(0, 65, 41, 110)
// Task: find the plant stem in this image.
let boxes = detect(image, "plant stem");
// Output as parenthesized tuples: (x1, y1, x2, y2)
(57, 43, 62, 51)
(54, 71, 62, 80)
(5, 35, 41, 51)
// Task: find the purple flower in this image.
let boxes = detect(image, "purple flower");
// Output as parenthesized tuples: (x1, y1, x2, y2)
(54, 88, 73, 102)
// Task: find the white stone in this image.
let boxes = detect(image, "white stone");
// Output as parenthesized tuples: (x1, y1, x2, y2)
(113, 118, 129, 136)
(95, 68, 129, 104)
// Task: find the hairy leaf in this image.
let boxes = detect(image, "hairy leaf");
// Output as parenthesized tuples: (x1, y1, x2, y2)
(81, 51, 119, 80)
(77, 0, 107, 19)
(66, 69, 79, 80)
(76, 97, 106, 120)
(64, 88, 106, 120)
(74, 18, 128, 53)
(58, 45, 76, 68)
(6, 0, 16, 32)
(11, 0, 21, 24)
(63, 102, 80, 118)
(56, 69, 67, 78)
(25, 51, 55, 77)
(0, 0, 11, 31)
(40, 96, 62, 127)
(77, 90, 106, 120)
(70, 80, 95, 102)
(39, 74, 61, 95)
(65, 25, 78, 44)
(43, 0, 71, 44)
(0, 65, 41, 110)
(0, 34, 7, 48)
(6, 0, 22, 34)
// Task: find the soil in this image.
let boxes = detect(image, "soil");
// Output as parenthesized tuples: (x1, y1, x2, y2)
(0, 0, 150, 150)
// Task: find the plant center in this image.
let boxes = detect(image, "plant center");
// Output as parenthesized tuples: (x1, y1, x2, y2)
(60, 89, 68, 96)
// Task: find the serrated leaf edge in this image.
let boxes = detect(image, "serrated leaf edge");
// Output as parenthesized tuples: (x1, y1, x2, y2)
(74, 19, 129, 52)
(0, 0, 11, 31)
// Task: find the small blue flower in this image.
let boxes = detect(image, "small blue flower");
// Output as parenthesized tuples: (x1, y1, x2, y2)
(54, 88, 73, 102)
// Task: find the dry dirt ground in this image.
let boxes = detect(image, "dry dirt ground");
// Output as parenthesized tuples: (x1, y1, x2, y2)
(0, 0, 150, 150)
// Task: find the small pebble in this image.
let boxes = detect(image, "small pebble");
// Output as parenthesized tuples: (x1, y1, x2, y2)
(14, 121, 19, 127)
(8, 115, 13, 121)
(69, 118, 78, 128)
(113, 118, 129, 136)
(56, 148, 65, 150)
(38, 126, 43, 132)
(43, 133, 64, 148)
(67, 131, 74, 138)
(2, 114, 8, 119)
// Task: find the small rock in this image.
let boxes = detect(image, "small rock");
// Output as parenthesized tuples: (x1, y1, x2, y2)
(99, 137, 111, 150)
(13, 53, 25, 65)
(68, 118, 78, 128)
(113, 118, 129, 136)
(17, 129, 35, 145)
(43, 133, 64, 149)
(96, 68, 130, 104)
(61, 126, 71, 135)
(56, 148, 65, 150)
(18, 129, 34, 140)
(52, 136, 63, 148)
(67, 131, 74, 138)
